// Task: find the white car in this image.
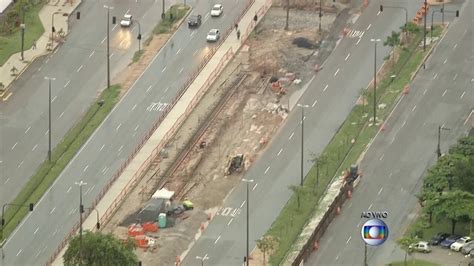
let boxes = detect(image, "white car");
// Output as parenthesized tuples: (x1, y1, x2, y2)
(120, 14, 133, 27)
(450, 236, 472, 251)
(409, 241, 432, 253)
(210, 4, 223, 17)
(206, 29, 220, 42)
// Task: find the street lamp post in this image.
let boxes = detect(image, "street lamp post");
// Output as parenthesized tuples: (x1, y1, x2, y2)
(423, 0, 427, 52)
(104, 5, 114, 88)
(134, 20, 142, 53)
(75, 181, 87, 259)
(195, 255, 209, 266)
(51, 12, 62, 47)
(379, 5, 408, 40)
(242, 179, 254, 266)
(370, 39, 381, 126)
(431, 9, 459, 40)
(84, 208, 101, 230)
(319, 0, 322, 32)
(20, 6, 27, 61)
(285, 0, 289, 30)
(162, 0, 165, 19)
(297, 104, 309, 186)
(44, 77, 55, 161)
(437, 125, 450, 159)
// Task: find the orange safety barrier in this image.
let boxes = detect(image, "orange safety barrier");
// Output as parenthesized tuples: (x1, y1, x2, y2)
(134, 235, 149, 248)
(143, 222, 158, 233)
(128, 223, 145, 237)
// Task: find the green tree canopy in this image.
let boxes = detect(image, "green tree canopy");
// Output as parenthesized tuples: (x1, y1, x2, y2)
(397, 236, 417, 265)
(256, 235, 279, 266)
(384, 31, 401, 48)
(429, 190, 474, 234)
(449, 136, 474, 157)
(453, 156, 474, 193)
(64, 231, 138, 266)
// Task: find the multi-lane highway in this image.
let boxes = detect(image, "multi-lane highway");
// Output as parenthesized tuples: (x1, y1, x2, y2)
(180, 0, 442, 265)
(0, 0, 167, 210)
(1, 0, 253, 264)
(309, 0, 473, 264)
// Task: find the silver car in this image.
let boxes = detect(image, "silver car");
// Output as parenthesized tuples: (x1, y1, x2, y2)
(206, 29, 220, 42)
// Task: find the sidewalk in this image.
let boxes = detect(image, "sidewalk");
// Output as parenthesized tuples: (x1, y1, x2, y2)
(0, 0, 81, 101)
(50, 0, 271, 264)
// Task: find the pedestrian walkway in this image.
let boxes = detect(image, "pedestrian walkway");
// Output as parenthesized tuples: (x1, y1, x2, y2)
(0, 0, 81, 101)
(50, 0, 271, 264)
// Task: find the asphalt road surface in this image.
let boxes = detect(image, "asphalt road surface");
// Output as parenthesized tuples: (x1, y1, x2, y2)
(308, 0, 473, 265)
(179, 0, 450, 265)
(1, 0, 253, 264)
(0, 0, 169, 210)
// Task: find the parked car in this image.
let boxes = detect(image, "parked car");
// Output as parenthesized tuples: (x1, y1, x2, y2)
(120, 14, 133, 27)
(409, 241, 432, 253)
(430, 232, 450, 245)
(461, 242, 474, 255)
(440, 234, 462, 248)
(206, 29, 220, 42)
(470, 249, 474, 258)
(188, 15, 202, 27)
(451, 236, 472, 251)
(210, 4, 223, 17)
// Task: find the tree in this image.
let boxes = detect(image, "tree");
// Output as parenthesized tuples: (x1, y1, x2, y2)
(397, 236, 417, 266)
(64, 231, 138, 266)
(449, 136, 474, 157)
(288, 185, 308, 209)
(454, 156, 474, 193)
(384, 31, 400, 48)
(255, 235, 278, 266)
(405, 22, 420, 34)
(429, 190, 474, 234)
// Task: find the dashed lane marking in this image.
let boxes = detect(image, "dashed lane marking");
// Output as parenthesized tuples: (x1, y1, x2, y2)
(323, 84, 328, 92)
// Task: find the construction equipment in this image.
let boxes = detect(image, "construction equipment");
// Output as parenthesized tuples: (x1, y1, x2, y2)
(225, 154, 245, 175)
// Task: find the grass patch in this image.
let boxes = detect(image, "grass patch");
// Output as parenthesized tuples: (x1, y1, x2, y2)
(153, 5, 190, 35)
(0, 85, 121, 242)
(387, 259, 440, 266)
(267, 30, 431, 264)
(0, 3, 45, 66)
(132, 49, 145, 63)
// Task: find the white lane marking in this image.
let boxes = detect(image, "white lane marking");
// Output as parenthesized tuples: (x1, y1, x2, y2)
(204, 12, 210, 20)
(11, 142, 18, 150)
(131, 26, 136, 33)
(368, 203, 373, 210)
(52, 95, 57, 102)
(323, 84, 329, 92)
(179, 67, 184, 73)
(132, 104, 137, 111)
(59, 111, 65, 118)
(64, 80, 71, 88)
(412, 105, 417, 112)
(102, 166, 109, 175)
(67, 186, 72, 193)
(193, 49, 198, 56)
(176, 48, 181, 55)
(83, 165, 89, 172)
(442, 89, 447, 96)
(401, 120, 407, 128)
(379, 154, 384, 161)
(252, 183, 258, 191)
(32, 144, 38, 151)
(366, 24, 371, 30)
(453, 43, 457, 50)
(228, 218, 234, 226)
(45, 130, 49, 136)
(35, 250, 42, 258)
(146, 85, 152, 92)
(52, 228, 58, 236)
(390, 136, 396, 144)
(389, 172, 393, 179)
(378, 186, 383, 195)
(346, 236, 352, 244)
(214, 235, 221, 244)
(312, 99, 318, 107)
(50, 207, 56, 214)
(34, 227, 39, 234)
(377, 11, 381, 16)
(25, 126, 31, 134)
(356, 38, 361, 45)
(264, 166, 270, 175)
(101, 37, 106, 44)
(345, 53, 350, 61)
(460, 91, 466, 99)
(164, 87, 169, 93)
(190, 31, 197, 38)
(453, 73, 458, 81)
(240, 201, 246, 208)
(38, 67, 41, 72)
(16, 249, 22, 256)
(335, 253, 340, 261)
(109, 53, 114, 59)
(100, 144, 105, 151)
(18, 161, 24, 168)
(4, 178, 10, 184)
(464, 110, 474, 125)
(423, 88, 428, 95)
(289, 132, 294, 140)
(277, 148, 283, 156)
(433, 73, 438, 79)
(76, 65, 83, 72)
(334, 68, 340, 76)
(118, 145, 123, 152)
(45, 58, 49, 63)
(119, 39, 126, 47)
(443, 59, 447, 64)
(134, 125, 140, 131)
(162, 66, 167, 72)
(89, 50, 95, 58)
(116, 123, 122, 131)
(112, 24, 117, 31)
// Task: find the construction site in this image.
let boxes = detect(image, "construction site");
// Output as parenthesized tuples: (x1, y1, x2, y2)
(101, 1, 363, 264)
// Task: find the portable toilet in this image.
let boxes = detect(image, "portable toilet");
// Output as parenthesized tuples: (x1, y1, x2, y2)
(158, 213, 167, 228)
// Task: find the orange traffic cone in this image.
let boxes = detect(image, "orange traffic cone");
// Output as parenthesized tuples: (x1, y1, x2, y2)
(403, 85, 410, 94)
(200, 223, 205, 231)
(336, 206, 341, 215)
(207, 213, 212, 220)
(380, 122, 386, 132)
(348, 190, 352, 199)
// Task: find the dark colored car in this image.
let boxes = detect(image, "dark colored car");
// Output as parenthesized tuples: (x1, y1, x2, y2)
(462, 242, 474, 255)
(430, 232, 450, 245)
(188, 15, 202, 27)
(440, 234, 462, 248)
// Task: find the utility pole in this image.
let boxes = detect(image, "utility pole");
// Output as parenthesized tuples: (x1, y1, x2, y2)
(319, 0, 322, 32)
(437, 125, 450, 160)
(20, 7, 26, 61)
(242, 179, 254, 266)
(104, 5, 114, 88)
(370, 39, 381, 126)
(285, 0, 289, 30)
(44, 77, 55, 161)
(297, 104, 309, 186)
(364, 243, 368, 266)
(75, 181, 87, 262)
(423, 0, 427, 52)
